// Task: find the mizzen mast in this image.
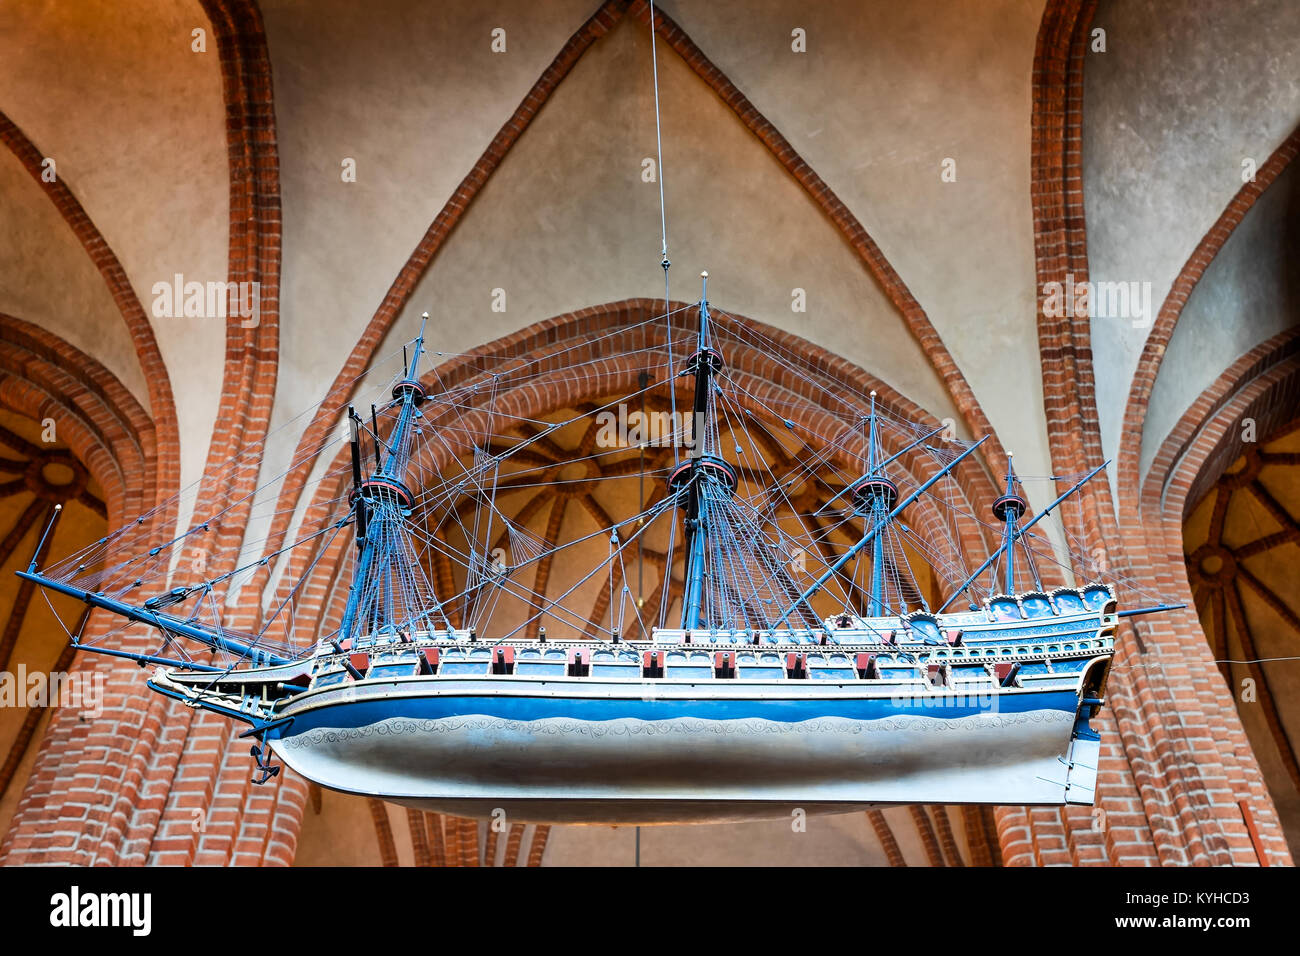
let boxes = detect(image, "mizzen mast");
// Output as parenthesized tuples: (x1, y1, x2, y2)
(773, 435, 989, 629)
(936, 460, 1108, 613)
(848, 391, 899, 617)
(992, 454, 1030, 594)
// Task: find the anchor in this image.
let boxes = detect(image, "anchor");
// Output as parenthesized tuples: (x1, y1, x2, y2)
(239, 716, 293, 785)
(249, 743, 280, 785)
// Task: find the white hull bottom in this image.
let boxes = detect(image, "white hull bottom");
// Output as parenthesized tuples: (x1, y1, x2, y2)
(273, 709, 1096, 824)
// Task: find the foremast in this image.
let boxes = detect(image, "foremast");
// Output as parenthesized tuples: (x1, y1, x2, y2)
(339, 315, 447, 647)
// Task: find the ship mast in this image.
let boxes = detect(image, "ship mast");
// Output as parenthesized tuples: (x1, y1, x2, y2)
(339, 315, 443, 645)
(773, 436, 989, 629)
(994, 455, 1027, 594)
(669, 273, 736, 630)
(860, 392, 894, 616)
(935, 460, 1107, 613)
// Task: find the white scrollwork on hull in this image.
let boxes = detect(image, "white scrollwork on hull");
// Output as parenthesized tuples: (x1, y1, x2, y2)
(282, 709, 1073, 750)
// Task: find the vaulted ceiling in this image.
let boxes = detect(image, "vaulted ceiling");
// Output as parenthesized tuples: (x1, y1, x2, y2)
(1185, 420, 1300, 849)
(1, 0, 1298, 865)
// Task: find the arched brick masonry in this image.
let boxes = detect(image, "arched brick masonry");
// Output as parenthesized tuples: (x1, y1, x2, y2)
(0, 315, 169, 864)
(1117, 125, 1300, 508)
(0, 117, 180, 511)
(4, 1, 296, 866)
(122, 0, 299, 867)
(1093, 128, 1300, 871)
(1030, 0, 1109, 549)
(246, 0, 630, 597)
(0, 108, 186, 861)
(1118, 329, 1300, 867)
(1014, 0, 1295, 866)
(1011, 0, 1117, 866)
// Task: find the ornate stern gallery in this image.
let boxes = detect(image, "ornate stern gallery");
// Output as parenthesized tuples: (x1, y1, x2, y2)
(0, 0, 1297, 868)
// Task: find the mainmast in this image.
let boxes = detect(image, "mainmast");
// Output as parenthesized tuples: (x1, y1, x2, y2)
(668, 273, 736, 630)
(849, 391, 898, 617)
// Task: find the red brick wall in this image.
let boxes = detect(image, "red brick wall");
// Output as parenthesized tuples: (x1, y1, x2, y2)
(1126, 330, 1300, 866)
(0, 317, 167, 864)
(139, 0, 292, 866)
(0, 114, 180, 514)
(1023, 0, 1293, 866)
(2, 0, 294, 866)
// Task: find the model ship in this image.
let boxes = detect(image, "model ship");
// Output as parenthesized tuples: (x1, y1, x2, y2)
(18, 275, 1179, 824)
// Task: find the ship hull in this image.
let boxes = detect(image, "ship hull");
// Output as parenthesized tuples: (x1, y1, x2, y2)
(268, 675, 1100, 824)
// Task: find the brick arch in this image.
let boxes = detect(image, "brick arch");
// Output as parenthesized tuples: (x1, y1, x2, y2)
(1177, 361, 1300, 808)
(88, 0, 297, 868)
(1095, 124, 1300, 871)
(191, 0, 283, 574)
(0, 314, 156, 524)
(997, 0, 1114, 869)
(1117, 125, 1300, 509)
(1113, 327, 1300, 867)
(245, 0, 630, 596)
(1141, 328, 1300, 521)
(1012, 0, 1300, 868)
(3, 0, 292, 867)
(0, 314, 175, 865)
(1030, 0, 1109, 547)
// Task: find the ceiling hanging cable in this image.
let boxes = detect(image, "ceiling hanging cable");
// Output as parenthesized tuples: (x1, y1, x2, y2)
(649, 0, 669, 269)
(648, 0, 678, 467)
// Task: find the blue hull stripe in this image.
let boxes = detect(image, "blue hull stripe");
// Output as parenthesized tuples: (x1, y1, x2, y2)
(279, 688, 1079, 739)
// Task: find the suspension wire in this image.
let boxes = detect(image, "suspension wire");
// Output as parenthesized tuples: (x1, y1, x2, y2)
(649, 0, 668, 264)
(647, 0, 679, 476)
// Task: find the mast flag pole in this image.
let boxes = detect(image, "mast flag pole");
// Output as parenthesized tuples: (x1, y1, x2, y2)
(1000, 454, 1020, 594)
